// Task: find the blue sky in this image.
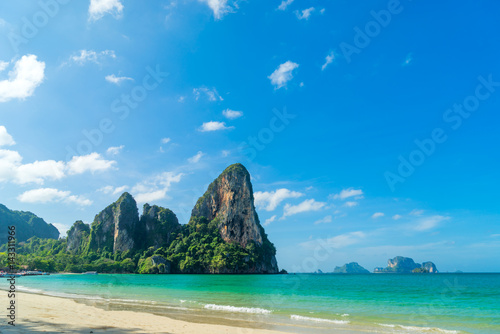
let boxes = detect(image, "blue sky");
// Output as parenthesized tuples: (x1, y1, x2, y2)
(0, 0, 499, 272)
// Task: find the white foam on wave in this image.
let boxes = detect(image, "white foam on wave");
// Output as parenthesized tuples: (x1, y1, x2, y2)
(377, 323, 460, 333)
(290, 315, 350, 325)
(204, 304, 272, 314)
(17, 285, 44, 294)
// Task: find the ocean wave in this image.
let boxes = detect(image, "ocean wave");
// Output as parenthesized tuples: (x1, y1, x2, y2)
(203, 304, 272, 314)
(377, 323, 460, 333)
(17, 285, 44, 294)
(290, 315, 350, 324)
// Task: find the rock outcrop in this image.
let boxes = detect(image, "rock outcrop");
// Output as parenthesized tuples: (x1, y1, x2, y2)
(190, 163, 279, 273)
(87, 192, 139, 253)
(138, 204, 180, 249)
(0, 204, 59, 243)
(333, 262, 370, 274)
(191, 164, 263, 247)
(374, 256, 438, 273)
(66, 221, 90, 252)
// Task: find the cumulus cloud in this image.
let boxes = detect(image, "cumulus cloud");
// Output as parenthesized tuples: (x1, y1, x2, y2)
(89, 0, 124, 21)
(277, 0, 294, 11)
(222, 109, 243, 119)
(268, 61, 299, 89)
(254, 188, 304, 211)
(17, 188, 92, 206)
(161, 137, 171, 144)
(16, 160, 66, 185)
(344, 201, 358, 207)
(410, 209, 424, 216)
(283, 199, 325, 217)
(321, 52, 335, 71)
(132, 171, 183, 204)
(295, 7, 314, 20)
(199, 121, 233, 132)
(371, 212, 384, 219)
(413, 215, 450, 232)
(0, 126, 15, 146)
(68, 50, 116, 65)
(193, 87, 223, 101)
(301, 231, 366, 250)
(188, 151, 204, 164)
(106, 145, 124, 156)
(67, 153, 116, 175)
(331, 188, 363, 200)
(392, 214, 402, 220)
(105, 74, 133, 85)
(0, 55, 45, 102)
(314, 215, 332, 225)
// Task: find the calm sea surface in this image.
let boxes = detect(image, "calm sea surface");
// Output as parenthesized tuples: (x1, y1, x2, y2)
(2, 273, 499, 333)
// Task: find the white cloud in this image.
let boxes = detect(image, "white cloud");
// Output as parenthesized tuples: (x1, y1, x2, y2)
(0, 126, 15, 146)
(301, 231, 366, 250)
(295, 7, 315, 20)
(105, 74, 133, 85)
(161, 137, 171, 144)
(132, 171, 183, 204)
(68, 50, 116, 65)
(0, 55, 45, 103)
(106, 145, 124, 156)
(268, 61, 299, 89)
(403, 52, 413, 66)
(193, 87, 223, 101)
(17, 188, 92, 206)
(254, 188, 304, 211)
(321, 52, 335, 71)
(199, 121, 233, 132)
(67, 153, 116, 175)
(199, 0, 237, 19)
(413, 215, 450, 232)
(371, 212, 384, 219)
(283, 199, 325, 217)
(188, 151, 204, 164)
(331, 188, 363, 200)
(263, 215, 277, 227)
(410, 209, 424, 216)
(277, 0, 294, 11)
(393, 214, 402, 220)
(222, 109, 243, 119)
(0, 149, 22, 182)
(221, 150, 230, 157)
(314, 215, 332, 225)
(98, 185, 128, 196)
(344, 201, 358, 207)
(0, 61, 9, 72)
(16, 160, 66, 185)
(89, 0, 124, 21)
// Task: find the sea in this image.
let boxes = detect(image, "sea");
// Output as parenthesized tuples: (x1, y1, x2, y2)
(1, 273, 499, 333)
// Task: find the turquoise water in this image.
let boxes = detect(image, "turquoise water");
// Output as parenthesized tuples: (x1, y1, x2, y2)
(2, 273, 499, 333)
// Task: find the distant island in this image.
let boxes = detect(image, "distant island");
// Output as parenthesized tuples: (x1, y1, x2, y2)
(0, 164, 281, 274)
(374, 256, 438, 273)
(333, 262, 370, 274)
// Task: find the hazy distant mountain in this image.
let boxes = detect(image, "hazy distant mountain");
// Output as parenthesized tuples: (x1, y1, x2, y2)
(333, 262, 370, 274)
(374, 256, 438, 273)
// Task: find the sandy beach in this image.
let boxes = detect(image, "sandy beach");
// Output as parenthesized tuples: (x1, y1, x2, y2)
(0, 292, 290, 334)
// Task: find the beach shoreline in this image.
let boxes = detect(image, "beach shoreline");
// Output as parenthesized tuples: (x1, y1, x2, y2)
(0, 292, 298, 334)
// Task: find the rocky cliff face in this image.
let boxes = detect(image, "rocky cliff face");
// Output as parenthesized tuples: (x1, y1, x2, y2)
(191, 164, 263, 247)
(333, 262, 370, 274)
(0, 204, 59, 243)
(87, 192, 139, 253)
(138, 204, 180, 249)
(190, 163, 279, 273)
(66, 220, 90, 252)
(374, 256, 438, 273)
